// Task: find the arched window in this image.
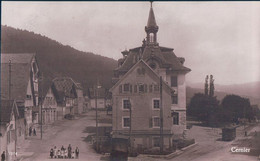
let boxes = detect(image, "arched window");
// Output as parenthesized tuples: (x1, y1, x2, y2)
(149, 33, 154, 43)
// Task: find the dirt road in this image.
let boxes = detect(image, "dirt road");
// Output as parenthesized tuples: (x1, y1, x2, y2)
(19, 112, 102, 161)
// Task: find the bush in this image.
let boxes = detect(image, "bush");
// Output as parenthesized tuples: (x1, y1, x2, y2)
(173, 138, 195, 149)
(64, 114, 74, 120)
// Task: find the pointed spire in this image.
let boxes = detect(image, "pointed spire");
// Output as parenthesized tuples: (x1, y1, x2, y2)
(145, 1, 159, 45)
(147, 1, 158, 28)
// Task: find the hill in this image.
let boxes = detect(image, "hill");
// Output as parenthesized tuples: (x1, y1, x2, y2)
(1, 25, 117, 95)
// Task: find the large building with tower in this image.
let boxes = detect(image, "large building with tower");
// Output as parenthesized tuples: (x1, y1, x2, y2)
(110, 4, 191, 151)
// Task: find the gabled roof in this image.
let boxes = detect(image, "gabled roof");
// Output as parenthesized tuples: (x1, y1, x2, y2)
(52, 77, 78, 105)
(110, 59, 174, 93)
(1, 53, 36, 100)
(0, 100, 19, 124)
(1, 53, 35, 64)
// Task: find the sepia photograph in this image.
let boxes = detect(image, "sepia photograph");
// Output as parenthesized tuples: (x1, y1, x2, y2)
(0, 1, 260, 161)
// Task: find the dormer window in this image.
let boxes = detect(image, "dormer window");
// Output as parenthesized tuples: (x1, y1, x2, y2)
(149, 62, 156, 70)
(123, 84, 130, 92)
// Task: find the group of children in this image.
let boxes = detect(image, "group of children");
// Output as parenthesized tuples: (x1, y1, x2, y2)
(50, 144, 79, 159)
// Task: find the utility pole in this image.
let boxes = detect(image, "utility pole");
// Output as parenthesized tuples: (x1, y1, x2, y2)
(41, 73, 43, 140)
(159, 76, 164, 154)
(9, 60, 17, 158)
(95, 83, 99, 151)
(9, 60, 12, 100)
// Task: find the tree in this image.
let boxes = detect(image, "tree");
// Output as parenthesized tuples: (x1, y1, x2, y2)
(204, 75, 209, 96)
(221, 95, 254, 122)
(188, 93, 219, 123)
(209, 75, 214, 97)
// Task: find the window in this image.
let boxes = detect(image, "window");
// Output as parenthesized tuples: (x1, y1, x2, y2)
(153, 137, 160, 147)
(149, 63, 156, 70)
(26, 95, 32, 99)
(149, 33, 154, 43)
(153, 117, 160, 128)
(138, 84, 144, 93)
(171, 94, 178, 104)
(154, 84, 159, 92)
(153, 99, 160, 109)
(123, 99, 131, 110)
(172, 112, 179, 125)
(123, 84, 130, 92)
(123, 117, 130, 128)
(7, 131, 11, 144)
(171, 76, 178, 87)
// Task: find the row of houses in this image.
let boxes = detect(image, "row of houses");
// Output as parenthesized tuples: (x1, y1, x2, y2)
(0, 53, 110, 161)
(1, 54, 39, 161)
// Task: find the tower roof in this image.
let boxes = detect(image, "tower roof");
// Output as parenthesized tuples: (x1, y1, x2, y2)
(146, 3, 158, 28)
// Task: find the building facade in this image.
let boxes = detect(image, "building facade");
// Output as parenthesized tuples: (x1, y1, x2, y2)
(0, 100, 20, 161)
(110, 4, 191, 151)
(1, 53, 40, 138)
(88, 87, 109, 109)
(51, 77, 80, 119)
(74, 83, 84, 114)
(41, 86, 58, 124)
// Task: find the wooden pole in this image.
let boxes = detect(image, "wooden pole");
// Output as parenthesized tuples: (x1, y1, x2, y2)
(95, 85, 98, 151)
(160, 76, 164, 153)
(8, 60, 11, 100)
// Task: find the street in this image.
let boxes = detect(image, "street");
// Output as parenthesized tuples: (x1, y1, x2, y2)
(18, 111, 259, 161)
(129, 124, 259, 161)
(18, 111, 103, 161)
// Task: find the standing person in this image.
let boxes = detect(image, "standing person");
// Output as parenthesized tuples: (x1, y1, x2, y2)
(72, 152, 75, 159)
(33, 128, 37, 136)
(68, 144, 72, 158)
(1, 151, 5, 161)
(53, 146, 57, 158)
(29, 127, 32, 136)
(61, 148, 64, 159)
(57, 150, 61, 158)
(50, 148, 54, 158)
(75, 147, 79, 159)
(64, 148, 68, 158)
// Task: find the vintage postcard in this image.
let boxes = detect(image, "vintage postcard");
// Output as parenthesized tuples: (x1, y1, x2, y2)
(1, 1, 260, 161)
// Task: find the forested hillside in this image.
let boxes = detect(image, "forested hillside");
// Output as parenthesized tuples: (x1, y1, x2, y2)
(1, 25, 117, 94)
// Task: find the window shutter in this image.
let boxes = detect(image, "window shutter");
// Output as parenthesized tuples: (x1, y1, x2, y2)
(144, 84, 147, 93)
(130, 84, 132, 93)
(149, 118, 153, 128)
(119, 85, 122, 93)
(171, 76, 178, 87)
(149, 85, 153, 93)
(134, 85, 137, 93)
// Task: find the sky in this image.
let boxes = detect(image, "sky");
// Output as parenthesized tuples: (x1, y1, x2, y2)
(2, 1, 260, 85)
